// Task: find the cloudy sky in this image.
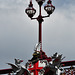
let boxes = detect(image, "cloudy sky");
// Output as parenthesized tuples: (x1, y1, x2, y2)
(0, 0, 75, 69)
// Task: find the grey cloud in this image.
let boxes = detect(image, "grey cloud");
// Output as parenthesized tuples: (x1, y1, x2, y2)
(0, 0, 27, 10)
(0, 0, 75, 69)
(53, 0, 75, 8)
(43, 3, 75, 61)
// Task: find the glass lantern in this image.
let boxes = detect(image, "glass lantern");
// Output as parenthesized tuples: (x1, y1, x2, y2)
(25, 1, 36, 18)
(44, 0, 55, 15)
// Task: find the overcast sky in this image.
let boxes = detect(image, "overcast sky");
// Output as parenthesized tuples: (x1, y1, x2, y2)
(0, 0, 75, 69)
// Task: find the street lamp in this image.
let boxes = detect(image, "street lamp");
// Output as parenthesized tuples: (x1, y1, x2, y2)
(25, 1, 36, 18)
(25, 0, 55, 74)
(25, 0, 55, 51)
(44, 0, 55, 15)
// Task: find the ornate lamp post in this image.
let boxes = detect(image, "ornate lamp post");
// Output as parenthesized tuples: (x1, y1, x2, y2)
(25, 0, 55, 51)
(25, 1, 55, 74)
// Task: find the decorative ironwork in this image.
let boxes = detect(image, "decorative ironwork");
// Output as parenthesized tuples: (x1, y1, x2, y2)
(61, 66, 75, 75)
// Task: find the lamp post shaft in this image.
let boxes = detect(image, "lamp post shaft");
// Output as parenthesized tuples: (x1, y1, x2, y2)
(38, 5, 42, 50)
(39, 22, 42, 50)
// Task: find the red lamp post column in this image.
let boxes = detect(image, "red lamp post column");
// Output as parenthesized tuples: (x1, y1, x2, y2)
(37, 5, 43, 51)
(39, 22, 42, 50)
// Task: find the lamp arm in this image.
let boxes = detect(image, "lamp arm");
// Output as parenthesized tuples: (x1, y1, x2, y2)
(42, 14, 50, 18)
(31, 14, 50, 20)
(31, 17, 37, 20)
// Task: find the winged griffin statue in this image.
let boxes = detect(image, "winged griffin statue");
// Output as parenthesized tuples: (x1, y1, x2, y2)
(7, 58, 30, 75)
